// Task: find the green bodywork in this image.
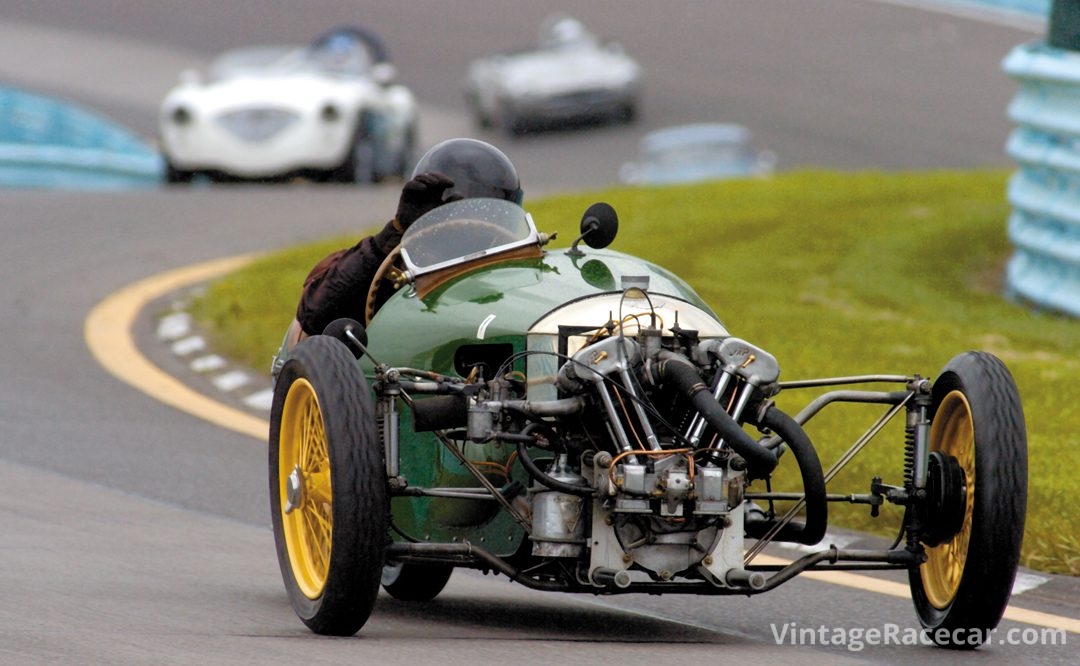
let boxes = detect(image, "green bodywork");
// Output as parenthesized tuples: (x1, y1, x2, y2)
(361, 246, 721, 555)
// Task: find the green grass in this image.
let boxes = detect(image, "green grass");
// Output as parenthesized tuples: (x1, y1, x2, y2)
(188, 168, 1080, 575)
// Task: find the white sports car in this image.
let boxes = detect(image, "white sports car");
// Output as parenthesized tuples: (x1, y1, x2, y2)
(464, 15, 642, 135)
(159, 26, 419, 184)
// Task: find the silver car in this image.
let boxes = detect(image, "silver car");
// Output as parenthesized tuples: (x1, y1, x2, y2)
(464, 14, 642, 135)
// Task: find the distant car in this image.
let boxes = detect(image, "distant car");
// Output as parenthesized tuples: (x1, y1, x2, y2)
(619, 123, 776, 185)
(464, 14, 642, 135)
(159, 26, 419, 184)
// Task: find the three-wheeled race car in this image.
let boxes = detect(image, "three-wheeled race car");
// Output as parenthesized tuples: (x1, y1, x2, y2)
(268, 197, 1027, 649)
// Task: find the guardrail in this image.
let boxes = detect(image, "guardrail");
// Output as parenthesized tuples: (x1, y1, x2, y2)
(1002, 41, 1080, 316)
(0, 86, 162, 189)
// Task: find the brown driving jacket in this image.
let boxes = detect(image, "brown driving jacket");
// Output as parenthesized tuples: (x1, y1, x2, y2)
(295, 234, 389, 336)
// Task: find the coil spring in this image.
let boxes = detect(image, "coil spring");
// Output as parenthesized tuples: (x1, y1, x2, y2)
(903, 420, 919, 550)
(903, 422, 916, 491)
(375, 399, 386, 441)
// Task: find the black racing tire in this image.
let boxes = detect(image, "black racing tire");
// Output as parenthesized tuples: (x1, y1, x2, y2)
(381, 561, 453, 601)
(465, 90, 493, 129)
(497, 101, 524, 136)
(335, 137, 376, 184)
(908, 351, 1027, 649)
(333, 112, 378, 184)
(163, 159, 194, 184)
(269, 335, 387, 636)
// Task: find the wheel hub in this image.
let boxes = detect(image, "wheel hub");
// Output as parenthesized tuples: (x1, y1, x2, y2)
(285, 465, 304, 514)
(920, 451, 967, 547)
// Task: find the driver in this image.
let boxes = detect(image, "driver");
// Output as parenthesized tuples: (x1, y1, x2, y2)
(295, 138, 524, 336)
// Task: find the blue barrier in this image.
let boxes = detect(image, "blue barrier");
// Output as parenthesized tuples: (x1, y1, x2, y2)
(1002, 41, 1080, 315)
(945, 0, 1049, 17)
(0, 86, 163, 189)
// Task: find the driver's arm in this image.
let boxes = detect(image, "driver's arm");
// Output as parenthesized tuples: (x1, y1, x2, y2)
(294, 223, 398, 336)
(294, 172, 457, 336)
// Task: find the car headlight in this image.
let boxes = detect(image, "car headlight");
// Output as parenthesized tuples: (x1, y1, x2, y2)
(216, 108, 300, 142)
(320, 103, 341, 122)
(170, 106, 193, 126)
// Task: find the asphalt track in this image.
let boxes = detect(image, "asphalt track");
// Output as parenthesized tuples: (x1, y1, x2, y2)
(2, 1, 1076, 664)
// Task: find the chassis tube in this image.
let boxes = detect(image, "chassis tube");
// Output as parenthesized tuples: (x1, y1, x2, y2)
(383, 541, 918, 595)
(751, 547, 919, 591)
(385, 542, 570, 591)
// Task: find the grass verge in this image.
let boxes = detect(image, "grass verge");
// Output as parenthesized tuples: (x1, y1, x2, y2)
(189, 168, 1080, 575)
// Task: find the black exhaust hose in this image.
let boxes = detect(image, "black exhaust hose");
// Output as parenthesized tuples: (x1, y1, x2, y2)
(515, 439, 595, 497)
(654, 356, 778, 476)
(745, 405, 828, 546)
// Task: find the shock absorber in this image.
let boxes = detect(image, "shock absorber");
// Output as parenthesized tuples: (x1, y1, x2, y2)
(904, 378, 932, 549)
(903, 412, 919, 550)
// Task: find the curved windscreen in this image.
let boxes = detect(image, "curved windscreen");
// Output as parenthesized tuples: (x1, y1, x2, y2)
(399, 198, 540, 276)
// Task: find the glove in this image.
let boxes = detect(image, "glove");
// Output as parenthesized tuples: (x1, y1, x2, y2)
(395, 171, 462, 230)
(373, 172, 463, 256)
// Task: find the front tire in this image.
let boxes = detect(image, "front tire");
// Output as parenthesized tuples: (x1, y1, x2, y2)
(395, 122, 417, 179)
(497, 100, 524, 136)
(908, 351, 1027, 649)
(333, 112, 379, 184)
(465, 90, 494, 129)
(163, 159, 194, 184)
(334, 136, 375, 184)
(269, 335, 387, 636)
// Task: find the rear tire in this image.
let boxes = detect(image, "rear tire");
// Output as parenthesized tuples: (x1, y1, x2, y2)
(908, 351, 1027, 649)
(381, 562, 453, 601)
(269, 335, 387, 636)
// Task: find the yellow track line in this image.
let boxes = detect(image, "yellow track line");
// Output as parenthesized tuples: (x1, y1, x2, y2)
(84, 254, 269, 441)
(85, 256, 1079, 635)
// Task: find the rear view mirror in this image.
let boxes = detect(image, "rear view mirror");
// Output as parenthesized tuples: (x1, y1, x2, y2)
(566, 202, 618, 256)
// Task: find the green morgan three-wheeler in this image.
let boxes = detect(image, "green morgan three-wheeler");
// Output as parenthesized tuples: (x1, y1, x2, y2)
(268, 197, 1027, 648)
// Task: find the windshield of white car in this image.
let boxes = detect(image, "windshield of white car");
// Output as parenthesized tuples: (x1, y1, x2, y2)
(210, 43, 375, 80)
(400, 198, 539, 277)
(301, 43, 374, 76)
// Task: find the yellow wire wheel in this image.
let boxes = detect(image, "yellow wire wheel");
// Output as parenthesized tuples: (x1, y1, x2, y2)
(278, 378, 333, 600)
(921, 390, 974, 610)
(269, 334, 387, 637)
(907, 351, 1027, 649)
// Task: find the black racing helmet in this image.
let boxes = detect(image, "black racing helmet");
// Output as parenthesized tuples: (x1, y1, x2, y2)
(411, 138, 523, 204)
